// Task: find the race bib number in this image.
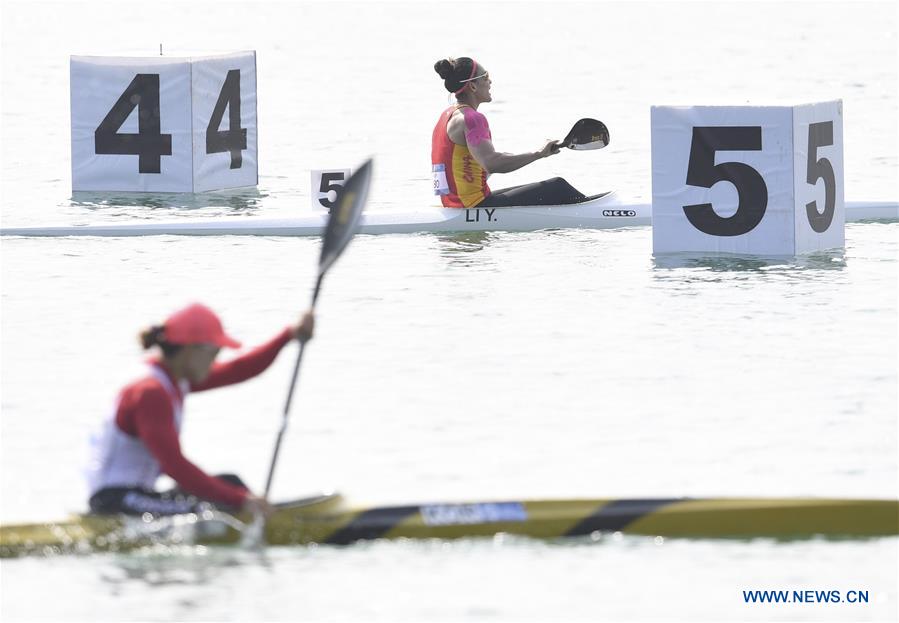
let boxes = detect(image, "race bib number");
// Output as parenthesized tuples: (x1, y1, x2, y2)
(432, 163, 449, 196)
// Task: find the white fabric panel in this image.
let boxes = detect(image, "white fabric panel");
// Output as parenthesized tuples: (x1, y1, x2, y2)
(71, 52, 258, 193)
(792, 100, 845, 253)
(71, 56, 192, 192)
(651, 105, 795, 255)
(191, 51, 258, 192)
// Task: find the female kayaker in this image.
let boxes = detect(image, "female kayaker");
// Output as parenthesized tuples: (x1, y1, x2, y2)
(85, 303, 314, 518)
(432, 56, 587, 209)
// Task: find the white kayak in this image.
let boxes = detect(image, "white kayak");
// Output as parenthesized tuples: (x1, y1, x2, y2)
(1, 193, 895, 238)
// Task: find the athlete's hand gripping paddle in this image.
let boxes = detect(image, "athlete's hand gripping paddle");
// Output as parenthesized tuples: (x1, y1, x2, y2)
(262, 158, 373, 500)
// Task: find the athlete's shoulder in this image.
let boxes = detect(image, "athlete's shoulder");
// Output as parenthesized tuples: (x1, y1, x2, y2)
(114, 373, 176, 435)
(447, 109, 466, 126)
(118, 374, 171, 407)
(460, 106, 488, 121)
(118, 363, 180, 404)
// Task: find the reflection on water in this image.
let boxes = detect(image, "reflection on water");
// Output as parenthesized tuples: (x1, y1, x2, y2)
(69, 187, 268, 217)
(101, 545, 274, 588)
(652, 249, 847, 273)
(434, 231, 494, 267)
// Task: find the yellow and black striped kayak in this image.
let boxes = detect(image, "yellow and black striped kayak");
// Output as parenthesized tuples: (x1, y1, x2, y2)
(2, 494, 897, 557)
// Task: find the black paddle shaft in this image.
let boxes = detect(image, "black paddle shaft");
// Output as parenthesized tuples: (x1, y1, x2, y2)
(263, 159, 373, 499)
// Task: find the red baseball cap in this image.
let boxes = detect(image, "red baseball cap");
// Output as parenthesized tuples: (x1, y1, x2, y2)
(162, 303, 242, 349)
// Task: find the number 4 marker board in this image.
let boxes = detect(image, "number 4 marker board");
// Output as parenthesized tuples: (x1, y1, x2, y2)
(71, 51, 257, 193)
(651, 101, 844, 256)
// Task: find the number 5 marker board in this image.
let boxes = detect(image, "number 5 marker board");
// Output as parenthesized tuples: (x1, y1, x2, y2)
(71, 51, 257, 193)
(651, 102, 843, 256)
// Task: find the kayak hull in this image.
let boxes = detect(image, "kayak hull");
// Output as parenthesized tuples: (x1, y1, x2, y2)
(2, 495, 897, 557)
(2, 195, 895, 238)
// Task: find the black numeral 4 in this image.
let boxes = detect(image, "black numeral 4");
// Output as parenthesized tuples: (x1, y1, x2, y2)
(94, 74, 173, 174)
(206, 69, 247, 169)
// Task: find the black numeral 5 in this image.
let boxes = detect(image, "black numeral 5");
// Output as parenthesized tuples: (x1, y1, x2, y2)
(318, 172, 346, 209)
(805, 121, 836, 233)
(683, 126, 768, 236)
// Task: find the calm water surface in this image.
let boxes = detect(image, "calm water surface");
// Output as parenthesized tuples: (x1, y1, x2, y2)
(1, 1, 897, 621)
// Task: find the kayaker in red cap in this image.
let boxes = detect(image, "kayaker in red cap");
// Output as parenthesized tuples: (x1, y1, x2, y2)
(85, 303, 315, 518)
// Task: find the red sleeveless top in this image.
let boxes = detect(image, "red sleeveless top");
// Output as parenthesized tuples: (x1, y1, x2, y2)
(431, 105, 491, 208)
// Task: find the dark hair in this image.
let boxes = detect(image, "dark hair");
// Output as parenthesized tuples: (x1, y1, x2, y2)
(434, 57, 478, 94)
(139, 325, 183, 357)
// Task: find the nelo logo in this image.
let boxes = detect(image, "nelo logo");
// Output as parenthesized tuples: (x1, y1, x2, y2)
(602, 209, 636, 217)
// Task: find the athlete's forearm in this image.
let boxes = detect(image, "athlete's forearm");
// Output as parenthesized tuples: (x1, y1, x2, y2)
(135, 405, 248, 507)
(192, 327, 293, 391)
(484, 151, 542, 174)
(161, 457, 248, 508)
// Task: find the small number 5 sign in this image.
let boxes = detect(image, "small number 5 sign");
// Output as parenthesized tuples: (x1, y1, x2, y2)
(311, 169, 351, 210)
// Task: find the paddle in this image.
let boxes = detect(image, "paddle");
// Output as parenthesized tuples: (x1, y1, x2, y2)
(262, 158, 374, 500)
(556, 118, 610, 151)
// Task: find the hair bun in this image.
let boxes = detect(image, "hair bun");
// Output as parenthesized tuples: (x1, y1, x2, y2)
(434, 58, 455, 80)
(139, 325, 165, 350)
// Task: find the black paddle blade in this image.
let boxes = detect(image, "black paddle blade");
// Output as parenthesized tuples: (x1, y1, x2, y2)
(562, 118, 610, 150)
(319, 158, 373, 275)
